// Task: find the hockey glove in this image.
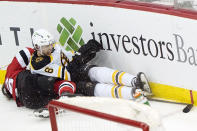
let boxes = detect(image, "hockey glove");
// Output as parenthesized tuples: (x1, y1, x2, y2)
(77, 39, 102, 64)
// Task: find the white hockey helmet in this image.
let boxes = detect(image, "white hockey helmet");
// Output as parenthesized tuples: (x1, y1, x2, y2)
(32, 29, 55, 49)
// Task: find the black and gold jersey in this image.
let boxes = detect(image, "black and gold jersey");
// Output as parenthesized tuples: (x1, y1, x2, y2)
(30, 44, 74, 80)
(31, 51, 51, 70)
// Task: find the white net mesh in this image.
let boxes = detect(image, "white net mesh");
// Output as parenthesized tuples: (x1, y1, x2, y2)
(56, 111, 140, 131)
(49, 97, 163, 131)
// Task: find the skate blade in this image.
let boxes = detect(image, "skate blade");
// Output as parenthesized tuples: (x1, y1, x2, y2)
(143, 91, 153, 97)
(33, 109, 49, 118)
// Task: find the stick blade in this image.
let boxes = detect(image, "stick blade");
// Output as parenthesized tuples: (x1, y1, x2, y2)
(183, 104, 193, 113)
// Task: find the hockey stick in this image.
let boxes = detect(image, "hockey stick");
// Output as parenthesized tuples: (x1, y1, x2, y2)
(183, 104, 193, 113)
(148, 96, 194, 113)
(182, 90, 194, 113)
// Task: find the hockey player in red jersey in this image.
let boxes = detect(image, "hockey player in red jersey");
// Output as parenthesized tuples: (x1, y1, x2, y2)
(2, 29, 77, 109)
(2, 47, 34, 106)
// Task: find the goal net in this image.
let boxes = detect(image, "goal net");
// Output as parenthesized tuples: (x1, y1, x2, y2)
(48, 96, 163, 131)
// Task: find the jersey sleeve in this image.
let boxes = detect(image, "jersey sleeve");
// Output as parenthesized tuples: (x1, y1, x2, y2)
(15, 47, 34, 68)
(4, 47, 34, 100)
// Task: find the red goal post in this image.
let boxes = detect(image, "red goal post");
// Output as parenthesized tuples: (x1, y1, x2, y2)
(48, 97, 150, 131)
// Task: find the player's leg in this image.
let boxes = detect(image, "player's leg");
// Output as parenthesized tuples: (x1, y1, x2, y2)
(88, 67, 135, 86)
(36, 75, 78, 97)
(53, 80, 78, 97)
(94, 83, 150, 105)
(77, 81, 150, 105)
(33, 80, 78, 118)
(16, 70, 58, 109)
(76, 81, 96, 96)
(88, 67, 151, 94)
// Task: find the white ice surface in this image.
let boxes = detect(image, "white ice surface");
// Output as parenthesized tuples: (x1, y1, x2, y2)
(0, 88, 197, 131)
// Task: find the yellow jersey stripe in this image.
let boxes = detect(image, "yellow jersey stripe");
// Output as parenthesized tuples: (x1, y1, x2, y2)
(29, 56, 35, 70)
(119, 72, 125, 86)
(112, 70, 118, 85)
(58, 66, 61, 78)
(65, 70, 68, 80)
(50, 55, 53, 62)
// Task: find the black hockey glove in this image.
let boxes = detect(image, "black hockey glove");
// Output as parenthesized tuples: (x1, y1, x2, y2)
(66, 56, 88, 82)
(66, 39, 102, 81)
(77, 39, 102, 64)
(73, 39, 102, 65)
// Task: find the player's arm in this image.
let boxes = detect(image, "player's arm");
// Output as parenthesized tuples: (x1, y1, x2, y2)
(31, 63, 71, 81)
(15, 47, 34, 68)
(30, 52, 71, 80)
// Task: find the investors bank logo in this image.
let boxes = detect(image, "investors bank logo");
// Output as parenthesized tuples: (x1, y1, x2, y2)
(56, 17, 197, 67)
(57, 17, 85, 52)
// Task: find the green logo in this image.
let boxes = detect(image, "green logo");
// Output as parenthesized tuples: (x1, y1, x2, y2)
(57, 17, 85, 52)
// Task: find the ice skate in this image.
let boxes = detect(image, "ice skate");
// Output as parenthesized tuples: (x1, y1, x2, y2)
(33, 107, 66, 118)
(33, 108, 49, 118)
(132, 72, 152, 96)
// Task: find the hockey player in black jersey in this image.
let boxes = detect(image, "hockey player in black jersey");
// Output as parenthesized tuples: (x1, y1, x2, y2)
(66, 38, 152, 106)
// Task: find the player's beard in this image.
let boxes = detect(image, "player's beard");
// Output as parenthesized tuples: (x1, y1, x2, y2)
(45, 50, 52, 56)
(41, 50, 52, 56)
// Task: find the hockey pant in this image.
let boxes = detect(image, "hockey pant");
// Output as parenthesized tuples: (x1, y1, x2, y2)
(16, 70, 58, 109)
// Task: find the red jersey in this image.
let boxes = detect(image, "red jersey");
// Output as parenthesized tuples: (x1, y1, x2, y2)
(4, 47, 34, 100)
